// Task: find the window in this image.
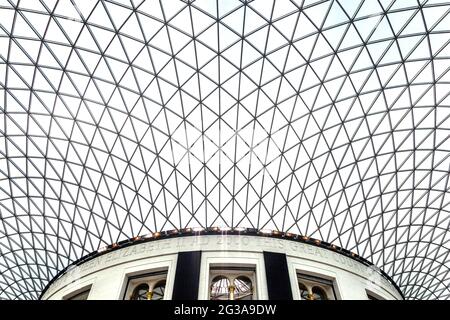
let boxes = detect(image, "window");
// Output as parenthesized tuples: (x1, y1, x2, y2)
(124, 270, 167, 300)
(152, 280, 166, 300)
(209, 266, 255, 300)
(367, 294, 378, 300)
(65, 288, 91, 300)
(234, 276, 253, 300)
(131, 283, 150, 300)
(298, 282, 309, 300)
(210, 276, 231, 300)
(311, 286, 327, 300)
(297, 273, 337, 300)
(366, 290, 384, 300)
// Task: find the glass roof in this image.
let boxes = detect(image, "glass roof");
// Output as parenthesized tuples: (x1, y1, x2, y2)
(1, 0, 450, 300)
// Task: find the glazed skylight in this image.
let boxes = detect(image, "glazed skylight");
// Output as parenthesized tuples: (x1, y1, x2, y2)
(1, 0, 450, 300)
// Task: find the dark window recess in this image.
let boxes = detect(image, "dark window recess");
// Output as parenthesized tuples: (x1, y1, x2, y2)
(66, 289, 90, 300)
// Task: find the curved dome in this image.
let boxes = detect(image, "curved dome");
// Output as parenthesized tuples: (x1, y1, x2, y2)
(1, 0, 450, 300)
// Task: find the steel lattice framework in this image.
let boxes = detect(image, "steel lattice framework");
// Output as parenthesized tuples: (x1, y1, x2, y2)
(1, 0, 450, 300)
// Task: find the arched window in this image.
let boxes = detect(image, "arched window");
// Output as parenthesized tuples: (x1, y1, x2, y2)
(298, 282, 310, 300)
(131, 283, 150, 300)
(210, 276, 230, 300)
(151, 280, 166, 300)
(311, 286, 327, 300)
(297, 273, 336, 300)
(234, 276, 253, 300)
(209, 267, 257, 300)
(124, 270, 167, 300)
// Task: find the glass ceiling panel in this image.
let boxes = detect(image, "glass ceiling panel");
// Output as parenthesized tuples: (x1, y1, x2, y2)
(1, 0, 450, 300)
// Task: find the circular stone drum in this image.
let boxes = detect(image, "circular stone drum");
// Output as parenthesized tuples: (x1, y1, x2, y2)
(41, 231, 403, 300)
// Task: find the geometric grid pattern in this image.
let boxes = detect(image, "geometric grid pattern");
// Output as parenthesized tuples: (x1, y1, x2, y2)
(1, 0, 450, 300)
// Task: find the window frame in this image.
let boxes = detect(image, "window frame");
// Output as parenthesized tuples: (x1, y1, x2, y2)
(198, 252, 267, 300)
(63, 285, 92, 300)
(208, 265, 257, 300)
(295, 271, 339, 300)
(365, 289, 386, 300)
(123, 269, 168, 300)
